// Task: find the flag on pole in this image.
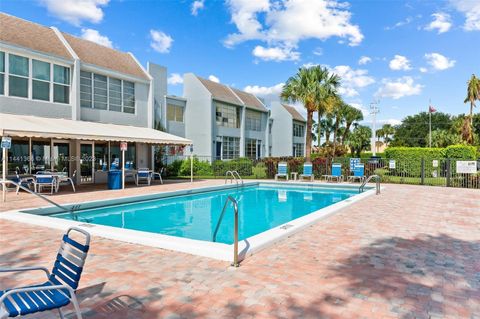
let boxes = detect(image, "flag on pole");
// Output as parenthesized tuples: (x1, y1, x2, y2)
(429, 105, 437, 113)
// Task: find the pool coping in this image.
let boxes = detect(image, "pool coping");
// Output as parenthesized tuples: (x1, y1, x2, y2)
(0, 181, 379, 262)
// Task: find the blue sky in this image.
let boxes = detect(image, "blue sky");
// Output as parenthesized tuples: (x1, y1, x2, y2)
(2, 0, 479, 126)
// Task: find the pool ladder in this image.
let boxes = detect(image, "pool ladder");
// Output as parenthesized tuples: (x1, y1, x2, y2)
(212, 195, 240, 267)
(225, 171, 243, 186)
(359, 175, 381, 195)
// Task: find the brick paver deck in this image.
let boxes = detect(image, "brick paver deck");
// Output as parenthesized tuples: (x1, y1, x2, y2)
(1, 183, 479, 318)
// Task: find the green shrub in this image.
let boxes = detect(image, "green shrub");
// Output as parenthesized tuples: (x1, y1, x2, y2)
(252, 162, 267, 178)
(444, 144, 477, 160)
(179, 156, 213, 176)
(166, 160, 183, 176)
(212, 157, 253, 176)
(384, 147, 445, 177)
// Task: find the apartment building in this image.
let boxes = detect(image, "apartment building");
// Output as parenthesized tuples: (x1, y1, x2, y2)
(270, 102, 307, 157)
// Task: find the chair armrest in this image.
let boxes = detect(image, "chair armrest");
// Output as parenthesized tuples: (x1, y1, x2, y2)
(0, 284, 75, 303)
(0, 266, 50, 278)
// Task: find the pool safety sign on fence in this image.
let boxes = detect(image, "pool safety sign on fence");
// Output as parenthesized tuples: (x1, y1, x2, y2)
(456, 161, 477, 174)
(1, 137, 11, 149)
(389, 160, 396, 169)
(350, 158, 360, 170)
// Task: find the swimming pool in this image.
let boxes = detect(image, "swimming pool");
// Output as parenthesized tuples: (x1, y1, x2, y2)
(52, 183, 357, 244)
(3, 182, 376, 261)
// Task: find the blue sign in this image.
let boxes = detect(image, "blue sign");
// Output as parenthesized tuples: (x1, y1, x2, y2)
(350, 158, 360, 170)
(1, 137, 11, 149)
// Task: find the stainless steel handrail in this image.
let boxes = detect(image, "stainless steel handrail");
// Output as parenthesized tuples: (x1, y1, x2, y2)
(359, 175, 381, 195)
(225, 171, 237, 185)
(1, 179, 71, 212)
(232, 171, 243, 185)
(212, 195, 239, 267)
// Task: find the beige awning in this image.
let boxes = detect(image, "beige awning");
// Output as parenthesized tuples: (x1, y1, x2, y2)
(0, 113, 192, 145)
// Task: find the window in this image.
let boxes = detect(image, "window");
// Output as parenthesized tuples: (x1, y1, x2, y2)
(245, 110, 261, 131)
(167, 104, 184, 122)
(293, 122, 305, 137)
(245, 139, 259, 159)
(216, 103, 240, 128)
(123, 81, 135, 114)
(109, 78, 122, 112)
(9, 54, 29, 98)
(293, 143, 304, 157)
(53, 65, 70, 103)
(0, 51, 4, 95)
(222, 136, 240, 159)
(32, 59, 50, 101)
(80, 71, 92, 107)
(93, 74, 107, 109)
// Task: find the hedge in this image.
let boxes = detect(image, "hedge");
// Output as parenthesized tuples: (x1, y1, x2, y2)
(444, 145, 477, 160)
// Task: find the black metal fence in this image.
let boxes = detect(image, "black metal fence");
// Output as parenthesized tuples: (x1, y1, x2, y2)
(158, 155, 480, 189)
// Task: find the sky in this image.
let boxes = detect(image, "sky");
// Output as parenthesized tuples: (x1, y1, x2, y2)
(1, 0, 479, 127)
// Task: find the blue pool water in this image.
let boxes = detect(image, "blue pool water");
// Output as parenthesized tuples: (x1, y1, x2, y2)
(53, 184, 358, 244)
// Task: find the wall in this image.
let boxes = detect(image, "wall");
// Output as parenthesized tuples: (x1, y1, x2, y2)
(0, 96, 72, 119)
(183, 73, 213, 157)
(270, 102, 293, 156)
(147, 63, 167, 129)
(165, 96, 186, 138)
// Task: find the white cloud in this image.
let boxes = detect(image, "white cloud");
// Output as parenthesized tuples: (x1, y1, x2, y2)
(191, 0, 205, 16)
(358, 56, 372, 65)
(449, 0, 480, 31)
(349, 102, 369, 117)
(331, 65, 375, 97)
(39, 0, 109, 26)
(224, 0, 363, 61)
(167, 73, 183, 85)
(252, 45, 300, 62)
(385, 16, 413, 30)
(243, 82, 284, 102)
(425, 12, 452, 33)
(313, 47, 323, 56)
(424, 52, 456, 70)
(419, 67, 428, 73)
(208, 75, 220, 83)
(389, 55, 412, 71)
(80, 28, 112, 48)
(375, 76, 423, 99)
(149, 30, 173, 53)
(382, 119, 402, 126)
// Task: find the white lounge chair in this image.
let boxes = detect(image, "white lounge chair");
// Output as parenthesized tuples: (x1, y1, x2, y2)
(275, 162, 289, 181)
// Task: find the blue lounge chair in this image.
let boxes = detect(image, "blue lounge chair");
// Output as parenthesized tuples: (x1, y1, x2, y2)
(0, 227, 90, 319)
(348, 164, 365, 183)
(33, 175, 57, 194)
(299, 163, 314, 182)
(136, 168, 152, 186)
(323, 163, 343, 182)
(275, 162, 288, 181)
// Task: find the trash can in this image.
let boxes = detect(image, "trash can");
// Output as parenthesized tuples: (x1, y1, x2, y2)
(107, 170, 122, 190)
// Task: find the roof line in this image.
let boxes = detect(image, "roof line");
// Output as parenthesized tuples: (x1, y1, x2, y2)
(226, 86, 245, 106)
(129, 52, 152, 81)
(50, 27, 79, 60)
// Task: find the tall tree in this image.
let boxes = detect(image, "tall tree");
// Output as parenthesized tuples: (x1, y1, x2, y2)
(378, 124, 395, 145)
(464, 74, 480, 125)
(347, 125, 372, 157)
(341, 106, 363, 144)
(281, 66, 340, 161)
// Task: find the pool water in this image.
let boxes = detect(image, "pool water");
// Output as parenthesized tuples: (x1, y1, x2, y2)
(53, 184, 358, 244)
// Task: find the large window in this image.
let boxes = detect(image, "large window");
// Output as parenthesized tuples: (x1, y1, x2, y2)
(293, 143, 304, 157)
(222, 136, 240, 159)
(293, 122, 305, 137)
(9, 54, 29, 98)
(167, 104, 184, 122)
(32, 59, 50, 101)
(245, 110, 262, 131)
(53, 65, 70, 103)
(245, 138, 259, 159)
(81, 70, 135, 113)
(0, 51, 4, 95)
(216, 103, 240, 128)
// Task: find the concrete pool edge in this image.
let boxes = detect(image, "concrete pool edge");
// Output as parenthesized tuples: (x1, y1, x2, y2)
(0, 182, 379, 262)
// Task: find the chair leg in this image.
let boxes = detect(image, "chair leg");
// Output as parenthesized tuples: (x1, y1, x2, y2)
(159, 175, 163, 185)
(69, 293, 83, 319)
(69, 179, 76, 192)
(58, 308, 65, 319)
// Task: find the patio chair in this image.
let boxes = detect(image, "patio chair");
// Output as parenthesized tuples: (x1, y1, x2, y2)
(275, 162, 289, 181)
(33, 175, 57, 194)
(0, 227, 90, 319)
(323, 163, 343, 182)
(136, 168, 152, 186)
(299, 163, 314, 182)
(15, 172, 35, 195)
(152, 167, 164, 185)
(58, 170, 76, 192)
(348, 164, 365, 183)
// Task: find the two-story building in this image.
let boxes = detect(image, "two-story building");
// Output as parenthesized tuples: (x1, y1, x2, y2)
(0, 13, 190, 185)
(270, 102, 307, 157)
(182, 73, 270, 160)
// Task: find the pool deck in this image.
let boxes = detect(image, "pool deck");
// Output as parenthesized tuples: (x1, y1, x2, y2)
(0, 181, 479, 318)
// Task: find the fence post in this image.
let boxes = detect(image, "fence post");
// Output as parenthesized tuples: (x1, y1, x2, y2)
(446, 158, 451, 187)
(421, 158, 425, 185)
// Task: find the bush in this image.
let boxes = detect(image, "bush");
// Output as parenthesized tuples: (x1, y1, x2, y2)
(444, 144, 477, 160)
(179, 156, 212, 176)
(252, 162, 267, 178)
(384, 147, 445, 177)
(166, 159, 183, 177)
(212, 157, 253, 176)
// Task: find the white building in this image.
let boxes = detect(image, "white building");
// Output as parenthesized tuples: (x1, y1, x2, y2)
(270, 102, 307, 157)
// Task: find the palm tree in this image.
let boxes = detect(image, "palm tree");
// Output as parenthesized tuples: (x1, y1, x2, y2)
(281, 66, 340, 161)
(317, 94, 339, 147)
(464, 74, 480, 125)
(380, 124, 395, 145)
(341, 105, 363, 144)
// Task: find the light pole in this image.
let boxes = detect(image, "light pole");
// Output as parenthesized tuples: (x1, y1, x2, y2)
(370, 100, 380, 156)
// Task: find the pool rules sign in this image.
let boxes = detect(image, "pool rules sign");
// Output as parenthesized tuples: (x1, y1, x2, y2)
(2, 137, 12, 202)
